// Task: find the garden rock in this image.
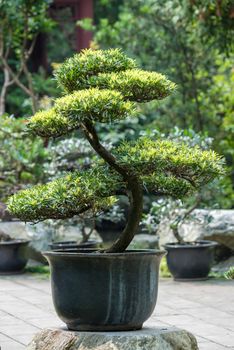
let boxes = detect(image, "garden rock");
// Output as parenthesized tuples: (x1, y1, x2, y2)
(158, 209, 234, 250)
(0, 220, 28, 240)
(129, 234, 159, 249)
(0, 221, 53, 263)
(26, 327, 198, 350)
(212, 255, 234, 274)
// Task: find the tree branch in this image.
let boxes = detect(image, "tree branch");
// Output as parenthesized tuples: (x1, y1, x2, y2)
(105, 178, 143, 252)
(0, 66, 10, 115)
(81, 121, 143, 252)
(1, 56, 31, 96)
(170, 195, 201, 243)
(82, 121, 129, 179)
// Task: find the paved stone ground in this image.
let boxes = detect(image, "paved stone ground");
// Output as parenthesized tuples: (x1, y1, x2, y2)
(0, 275, 233, 350)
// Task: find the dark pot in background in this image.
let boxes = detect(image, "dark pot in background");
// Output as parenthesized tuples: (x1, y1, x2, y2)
(0, 239, 30, 274)
(49, 240, 99, 251)
(95, 220, 126, 243)
(44, 249, 166, 331)
(165, 240, 218, 281)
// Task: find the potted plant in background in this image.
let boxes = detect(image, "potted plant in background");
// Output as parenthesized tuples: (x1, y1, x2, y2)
(142, 128, 227, 281)
(48, 215, 99, 250)
(164, 195, 218, 281)
(0, 115, 48, 270)
(95, 203, 127, 244)
(0, 229, 30, 274)
(8, 49, 223, 331)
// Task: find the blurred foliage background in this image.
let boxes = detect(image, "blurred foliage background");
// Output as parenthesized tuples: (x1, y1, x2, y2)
(0, 0, 233, 215)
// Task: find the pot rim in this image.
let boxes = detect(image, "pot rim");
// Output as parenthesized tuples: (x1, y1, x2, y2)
(49, 240, 77, 245)
(49, 240, 98, 246)
(164, 240, 218, 249)
(43, 248, 167, 258)
(0, 239, 30, 246)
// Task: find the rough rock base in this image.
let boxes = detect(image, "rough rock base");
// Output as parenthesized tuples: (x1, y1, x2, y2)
(26, 327, 198, 350)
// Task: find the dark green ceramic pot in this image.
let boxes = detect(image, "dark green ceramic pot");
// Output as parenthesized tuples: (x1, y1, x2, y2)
(165, 240, 218, 281)
(44, 249, 165, 331)
(0, 239, 30, 274)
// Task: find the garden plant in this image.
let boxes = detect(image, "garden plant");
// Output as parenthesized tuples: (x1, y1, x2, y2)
(8, 49, 224, 330)
(0, 115, 47, 208)
(0, 0, 54, 115)
(164, 199, 219, 280)
(92, 0, 233, 208)
(0, 115, 46, 274)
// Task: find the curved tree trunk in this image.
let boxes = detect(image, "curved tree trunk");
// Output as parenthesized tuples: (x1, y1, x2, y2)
(0, 67, 10, 115)
(82, 121, 143, 253)
(105, 177, 143, 253)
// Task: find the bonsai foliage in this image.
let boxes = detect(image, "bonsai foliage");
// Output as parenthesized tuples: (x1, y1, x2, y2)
(8, 49, 224, 252)
(29, 89, 134, 137)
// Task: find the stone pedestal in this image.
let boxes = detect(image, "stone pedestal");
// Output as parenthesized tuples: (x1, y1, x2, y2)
(26, 327, 198, 350)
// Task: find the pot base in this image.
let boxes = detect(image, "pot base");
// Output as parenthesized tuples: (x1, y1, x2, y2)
(67, 324, 142, 332)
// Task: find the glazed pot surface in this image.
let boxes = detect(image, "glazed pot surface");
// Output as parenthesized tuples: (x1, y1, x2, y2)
(165, 240, 217, 280)
(44, 249, 165, 331)
(0, 239, 30, 274)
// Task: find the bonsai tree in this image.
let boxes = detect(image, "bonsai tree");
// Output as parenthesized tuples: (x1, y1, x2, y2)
(7, 49, 224, 253)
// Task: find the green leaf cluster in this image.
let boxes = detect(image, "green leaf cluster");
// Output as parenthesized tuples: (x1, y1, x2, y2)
(8, 136, 224, 221)
(114, 138, 224, 188)
(55, 48, 136, 92)
(7, 166, 121, 222)
(224, 267, 234, 280)
(89, 69, 176, 102)
(29, 89, 134, 137)
(28, 109, 71, 138)
(142, 174, 192, 198)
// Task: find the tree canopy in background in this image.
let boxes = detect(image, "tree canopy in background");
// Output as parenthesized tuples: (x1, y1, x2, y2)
(186, 0, 234, 53)
(93, 0, 233, 131)
(88, 0, 234, 208)
(0, 0, 54, 114)
(0, 0, 233, 211)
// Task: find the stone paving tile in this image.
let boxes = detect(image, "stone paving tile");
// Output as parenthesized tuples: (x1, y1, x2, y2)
(155, 279, 234, 349)
(0, 314, 29, 327)
(0, 342, 25, 350)
(27, 317, 63, 328)
(198, 342, 233, 350)
(0, 324, 40, 336)
(195, 335, 210, 343)
(11, 333, 40, 346)
(0, 333, 12, 342)
(0, 275, 233, 349)
(155, 314, 234, 347)
(0, 332, 26, 349)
